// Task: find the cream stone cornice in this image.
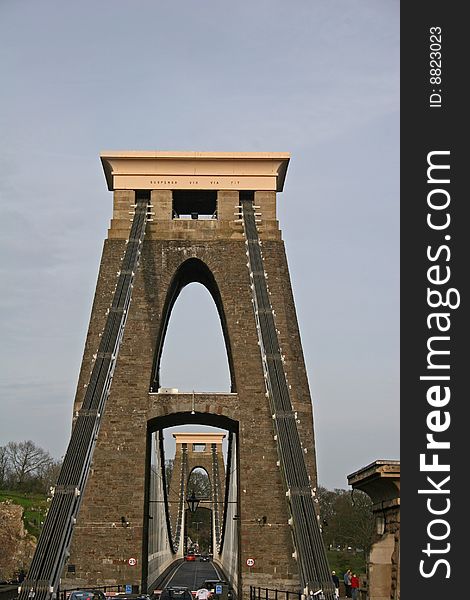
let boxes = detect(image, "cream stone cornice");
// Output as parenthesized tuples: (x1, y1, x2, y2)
(172, 432, 226, 445)
(100, 150, 290, 192)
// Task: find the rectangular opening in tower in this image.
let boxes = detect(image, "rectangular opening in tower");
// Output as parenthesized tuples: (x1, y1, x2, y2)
(172, 190, 217, 220)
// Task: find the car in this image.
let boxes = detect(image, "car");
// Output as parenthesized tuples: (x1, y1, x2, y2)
(202, 582, 232, 600)
(184, 553, 196, 561)
(199, 555, 210, 562)
(68, 590, 106, 600)
(202, 581, 227, 593)
(159, 587, 193, 600)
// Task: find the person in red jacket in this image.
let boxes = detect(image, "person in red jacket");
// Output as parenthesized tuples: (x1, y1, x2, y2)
(351, 573, 360, 599)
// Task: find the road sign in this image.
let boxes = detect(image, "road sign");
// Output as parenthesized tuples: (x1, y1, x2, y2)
(246, 558, 255, 567)
(215, 585, 223, 595)
(125, 585, 132, 594)
(128, 557, 137, 566)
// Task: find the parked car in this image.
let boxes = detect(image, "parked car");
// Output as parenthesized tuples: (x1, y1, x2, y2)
(68, 590, 106, 600)
(159, 587, 193, 600)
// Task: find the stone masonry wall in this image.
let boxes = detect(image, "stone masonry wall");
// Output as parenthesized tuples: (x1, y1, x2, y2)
(64, 189, 319, 597)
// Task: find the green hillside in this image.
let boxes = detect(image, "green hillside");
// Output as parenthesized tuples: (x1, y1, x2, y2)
(0, 490, 48, 538)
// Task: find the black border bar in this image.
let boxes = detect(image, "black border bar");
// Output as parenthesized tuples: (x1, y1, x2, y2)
(401, 4, 466, 597)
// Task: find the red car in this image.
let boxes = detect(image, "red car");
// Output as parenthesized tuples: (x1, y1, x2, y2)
(184, 553, 196, 561)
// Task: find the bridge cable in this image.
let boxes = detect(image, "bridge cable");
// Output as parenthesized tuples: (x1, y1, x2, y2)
(211, 444, 222, 551)
(241, 198, 335, 599)
(18, 196, 150, 600)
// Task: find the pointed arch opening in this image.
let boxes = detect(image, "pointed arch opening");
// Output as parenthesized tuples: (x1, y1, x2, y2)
(187, 466, 212, 498)
(151, 258, 236, 393)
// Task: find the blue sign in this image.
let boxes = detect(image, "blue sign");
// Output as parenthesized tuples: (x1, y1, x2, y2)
(125, 585, 132, 594)
(215, 585, 223, 595)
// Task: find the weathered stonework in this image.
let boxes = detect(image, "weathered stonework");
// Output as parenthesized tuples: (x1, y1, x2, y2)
(63, 153, 319, 597)
(0, 502, 36, 580)
(348, 461, 400, 600)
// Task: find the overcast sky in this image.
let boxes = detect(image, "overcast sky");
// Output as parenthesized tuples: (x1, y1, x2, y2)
(0, 1, 399, 490)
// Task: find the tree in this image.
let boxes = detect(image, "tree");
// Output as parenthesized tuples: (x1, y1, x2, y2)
(6, 440, 54, 489)
(36, 458, 62, 493)
(187, 468, 211, 498)
(164, 458, 174, 493)
(0, 445, 11, 487)
(317, 486, 374, 555)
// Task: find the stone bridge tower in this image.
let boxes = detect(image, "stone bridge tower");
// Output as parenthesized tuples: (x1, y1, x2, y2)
(63, 152, 321, 597)
(167, 432, 226, 539)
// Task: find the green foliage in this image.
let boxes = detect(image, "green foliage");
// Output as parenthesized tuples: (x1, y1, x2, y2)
(185, 469, 213, 553)
(186, 506, 212, 553)
(164, 459, 173, 492)
(327, 550, 366, 579)
(0, 490, 48, 538)
(187, 468, 212, 499)
(317, 485, 373, 578)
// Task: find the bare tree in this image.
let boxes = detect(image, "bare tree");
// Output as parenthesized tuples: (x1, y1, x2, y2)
(0, 445, 11, 487)
(6, 440, 53, 487)
(37, 459, 62, 492)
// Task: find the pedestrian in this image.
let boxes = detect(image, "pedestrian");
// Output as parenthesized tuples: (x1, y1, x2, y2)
(343, 569, 352, 598)
(331, 571, 340, 599)
(351, 573, 360, 600)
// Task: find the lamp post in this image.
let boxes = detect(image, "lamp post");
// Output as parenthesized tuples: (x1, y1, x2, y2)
(193, 521, 202, 548)
(187, 491, 200, 513)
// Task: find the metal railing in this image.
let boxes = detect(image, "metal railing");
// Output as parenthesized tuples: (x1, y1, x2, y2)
(249, 587, 303, 600)
(58, 585, 129, 600)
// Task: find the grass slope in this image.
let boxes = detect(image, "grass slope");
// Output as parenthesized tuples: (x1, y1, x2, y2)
(0, 490, 48, 539)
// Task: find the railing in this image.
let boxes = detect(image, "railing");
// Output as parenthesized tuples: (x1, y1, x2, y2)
(0, 585, 19, 600)
(249, 587, 303, 600)
(58, 585, 130, 600)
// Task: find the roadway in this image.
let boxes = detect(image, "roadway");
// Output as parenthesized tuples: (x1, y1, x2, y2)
(159, 560, 223, 592)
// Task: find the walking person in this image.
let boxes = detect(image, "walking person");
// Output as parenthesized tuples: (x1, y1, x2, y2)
(331, 571, 340, 599)
(350, 573, 360, 600)
(343, 569, 352, 598)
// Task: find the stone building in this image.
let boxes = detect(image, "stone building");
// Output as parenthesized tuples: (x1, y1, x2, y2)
(348, 460, 400, 600)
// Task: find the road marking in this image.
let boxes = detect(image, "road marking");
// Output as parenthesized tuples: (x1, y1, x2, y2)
(192, 561, 200, 591)
(212, 563, 222, 580)
(163, 561, 185, 588)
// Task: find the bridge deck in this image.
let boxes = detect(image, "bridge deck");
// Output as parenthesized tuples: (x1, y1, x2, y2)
(158, 561, 223, 593)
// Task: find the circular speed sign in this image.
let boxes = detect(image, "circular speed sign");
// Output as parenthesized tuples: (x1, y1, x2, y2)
(246, 558, 255, 567)
(128, 557, 137, 566)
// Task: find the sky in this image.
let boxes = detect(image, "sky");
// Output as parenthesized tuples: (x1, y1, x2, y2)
(0, 1, 399, 491)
